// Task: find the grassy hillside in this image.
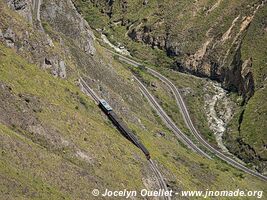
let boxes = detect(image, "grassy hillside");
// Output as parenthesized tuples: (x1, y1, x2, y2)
(1, 43, 266, 199)
(224, 5, 267, 172)
(0, 0, 266, 199)
(0, 44, 147, 199)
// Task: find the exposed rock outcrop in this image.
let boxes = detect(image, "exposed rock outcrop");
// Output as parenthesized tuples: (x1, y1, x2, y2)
(41, 0, 96, 55)
(3, 27, 16, 48)
(0, 29, 3, 39)
(97, 0, 266, 103)
(143, 0, 149, 5)
(128, 25, 167, 51)
(131, 22, 255, 101)
(222, 42, 254, 103)
(240, 58, 254, 101)
(5, 0, 33, 24)
(1, 0, 96, 79)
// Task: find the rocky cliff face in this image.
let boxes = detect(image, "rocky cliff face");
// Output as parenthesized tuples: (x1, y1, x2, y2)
(5, 0, 33, 23)
(41, 0, 95, 55)
(79, 0, 266, 102)
(1, 0, 95, 79)
(132, 2, 267, 103)
(222, 42, 255, 103)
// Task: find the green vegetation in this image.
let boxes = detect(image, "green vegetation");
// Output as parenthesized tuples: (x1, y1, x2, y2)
(239, 5, 267, 149)
(241, 88, 267, 158)
(73, 0, 267, 172)
(0, 44, 146, 199)
(73, 0, 258, 66)
(129, 63, 215, 144)
(1, 42, 266, 198)
(224, 5, 267, 171)
(74, 1, 109, 29)
(1, 0, 266, 198)
(73, 0, 175, 67)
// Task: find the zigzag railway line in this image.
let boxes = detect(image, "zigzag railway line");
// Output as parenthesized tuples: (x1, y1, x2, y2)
(105, 48, 267, 182)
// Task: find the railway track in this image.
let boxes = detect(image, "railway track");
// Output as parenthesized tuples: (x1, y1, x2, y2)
(149, 159, 171, 200)
(145, 69, 267, 181)
(133, 76, 211, 159)
(79, 77, 100, 103)
(79, 76, 172, 196)
(106, 49, 267, 181)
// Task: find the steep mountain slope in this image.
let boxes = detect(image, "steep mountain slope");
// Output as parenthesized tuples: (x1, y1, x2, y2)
(0, 44, 149, 199)
(73, 0, 267, 173)
(0, 0, 266, 199)
(224, 5, 267, 173)
(73, 0, 265, 94)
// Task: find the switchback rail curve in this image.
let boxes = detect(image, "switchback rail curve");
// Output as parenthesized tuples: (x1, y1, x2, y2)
(105, 48, 267, 181)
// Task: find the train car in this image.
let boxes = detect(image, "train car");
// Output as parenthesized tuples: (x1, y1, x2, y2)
(99, 99, 112, 113)
(137, 142, 151, 160)
(98, 99, 151, 160)
(108, 111, 151, 160)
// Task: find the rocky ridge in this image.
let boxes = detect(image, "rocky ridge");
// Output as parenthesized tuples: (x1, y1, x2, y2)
(82, 0, 266, 102)
(1, 0, 96, 79)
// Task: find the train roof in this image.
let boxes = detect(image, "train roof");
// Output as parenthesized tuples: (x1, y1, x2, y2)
(99, 99, 113, 111)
